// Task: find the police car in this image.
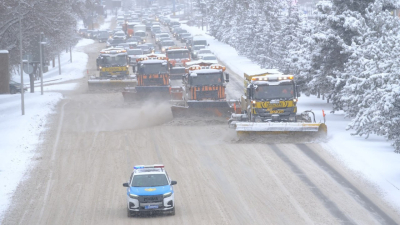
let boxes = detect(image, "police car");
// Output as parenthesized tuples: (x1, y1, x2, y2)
(122, 164, 177, 217)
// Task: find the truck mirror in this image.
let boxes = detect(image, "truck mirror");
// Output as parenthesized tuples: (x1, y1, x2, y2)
(296, 85, 301, 97)
(123, 183, 129, 187)
(225, 73, 229, 82)
(247, 87, 251, 97)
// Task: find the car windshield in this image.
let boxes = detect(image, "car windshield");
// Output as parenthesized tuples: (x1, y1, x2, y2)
(102, 55, 127, 66)
(162, 41, 174, 46)
(111, 39, 125, 45)
(203, 56, 216, 60)
(199, 50, 212, 54)
(191, 73, 223, 86)
(194, 46, 205, 50)
(127, 49, 142, 55)
(135, 32, 145, 37)
(131, 174, 169, 187)
(194, 40, 207, 46)
(138, 63, 168, 74)
(167, 51, 190, 59)
(254, 84, 294, 100)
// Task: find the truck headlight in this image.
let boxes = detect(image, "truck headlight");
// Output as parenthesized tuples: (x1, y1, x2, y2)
(163, 192, 172, 198)
(129, 193, 138, 199)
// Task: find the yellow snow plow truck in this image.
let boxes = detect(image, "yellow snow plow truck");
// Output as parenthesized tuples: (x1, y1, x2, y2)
(170, 61, 232, 117)
(88, 48, 136, 91)
(228, 70, 327, 137)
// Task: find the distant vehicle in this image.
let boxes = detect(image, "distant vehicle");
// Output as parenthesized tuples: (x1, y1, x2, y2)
(191, 45, 206, 59)
(187, 36, 208, 52)
(137, 44, 151, 54)
(9, 80, 28, 94)
(107, 38, 126, 48)
(158, 37, 172, 48)
(78, 28, 88, 37)
(122, 164, 177, 217)
(113, 31, 126, 40)
(177, 33, 191, 42)
(199, 54, 218, 64)
(155, 33, 169, 43)
(127, 36, 143, 44)
(144, 43, 155, 53)
(127, 48, 144, 71)
(97, 31, 109, 42)
(160, 40, 175, 53)
(197, 49, 213, 59)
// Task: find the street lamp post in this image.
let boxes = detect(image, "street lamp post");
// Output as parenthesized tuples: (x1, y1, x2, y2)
(39, 32, 44, 95)
(19, 1, 24, 115)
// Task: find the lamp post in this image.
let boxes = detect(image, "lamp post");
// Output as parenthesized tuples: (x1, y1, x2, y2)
(19, 1, 24, 115)
(39, 32, 46, 95)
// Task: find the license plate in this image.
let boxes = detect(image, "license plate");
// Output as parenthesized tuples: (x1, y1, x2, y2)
(145, 205, 159, 209)
(270, 110, 284, 114)
(103, 67, 124, 72)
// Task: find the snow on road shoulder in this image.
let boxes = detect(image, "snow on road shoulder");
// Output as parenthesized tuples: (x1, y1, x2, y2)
(181, 23, 400, 211)
(0, 92, 62, 220)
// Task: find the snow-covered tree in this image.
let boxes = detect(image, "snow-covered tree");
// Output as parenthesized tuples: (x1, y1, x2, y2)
(340, 0, 400, 153)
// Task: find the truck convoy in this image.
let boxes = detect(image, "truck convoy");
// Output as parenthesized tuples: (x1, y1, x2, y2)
(88, 48, 136, 91)
(122, 54, 170, 101)
(228, 71, 327, 137)
(171, 61, 232, 117)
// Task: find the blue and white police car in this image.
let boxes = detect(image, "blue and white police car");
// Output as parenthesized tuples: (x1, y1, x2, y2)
(123, 164, 177, 217)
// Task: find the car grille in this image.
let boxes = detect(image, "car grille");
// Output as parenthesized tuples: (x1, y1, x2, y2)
(139, 195, 163, 203)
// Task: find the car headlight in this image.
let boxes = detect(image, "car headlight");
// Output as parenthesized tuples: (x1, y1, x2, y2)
(129, 193, 138, 199)
(99, 66, 102, 69)
(163, 192, 172, 198)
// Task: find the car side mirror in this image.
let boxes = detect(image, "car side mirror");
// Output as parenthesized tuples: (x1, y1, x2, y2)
(225, 73, 229, 82)
(171, 180, 177, 185)
(123, 183, 129, 187)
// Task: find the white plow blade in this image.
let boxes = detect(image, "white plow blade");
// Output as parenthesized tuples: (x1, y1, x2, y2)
(235, 122, 321, 132)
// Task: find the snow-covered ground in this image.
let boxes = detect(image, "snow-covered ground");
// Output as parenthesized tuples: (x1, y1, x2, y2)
(181, 23, 400, 211)
(0, 33, 93, 221)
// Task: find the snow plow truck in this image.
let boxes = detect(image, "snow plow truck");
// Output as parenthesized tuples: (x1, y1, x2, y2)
(88, 48, 136, 91)
(170, 61, 232, 117)
(122, 54, 170, 101)
(228, 70, 327, 137)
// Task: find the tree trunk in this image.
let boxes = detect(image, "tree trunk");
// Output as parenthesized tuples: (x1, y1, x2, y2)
(317, 90, 320, 98)
(52, 56, 55, 67)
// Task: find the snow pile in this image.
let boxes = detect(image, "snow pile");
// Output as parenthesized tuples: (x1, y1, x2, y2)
(0, 92, 62, 219)
(181, 22, 400, 211)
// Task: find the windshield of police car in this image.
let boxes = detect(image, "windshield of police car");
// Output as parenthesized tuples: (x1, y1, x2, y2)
(167, 50, 190, 59)
(102, 55, 127, 66)
(131, 174, 169, 187)
(190, 73, 223, 86)
(254, 84, 294, 100)
(138, 63, 168, 74)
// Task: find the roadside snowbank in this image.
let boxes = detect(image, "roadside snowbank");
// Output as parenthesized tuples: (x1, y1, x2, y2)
(0, 92, 62, 219)
(0, 33, 90, 222)
(181, 23, 400, 211)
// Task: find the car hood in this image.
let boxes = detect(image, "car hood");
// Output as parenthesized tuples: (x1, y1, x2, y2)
(130, 185, 172, 196)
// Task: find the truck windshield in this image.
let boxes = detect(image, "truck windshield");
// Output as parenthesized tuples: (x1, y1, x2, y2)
(167, 51, 190, 59)
(131, 174, 169, 187)
(254, 84, 294, 100)
(190, 73, 222, 86)
(102, 55, 127, 66)
(138, 63, 168, 74)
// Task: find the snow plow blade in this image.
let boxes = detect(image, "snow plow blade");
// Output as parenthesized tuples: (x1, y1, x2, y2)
(171, 101, 232, 118)
(88, 78, 137, 92)
(233, 122, 327, 137)
(122, 86, 171, 102)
